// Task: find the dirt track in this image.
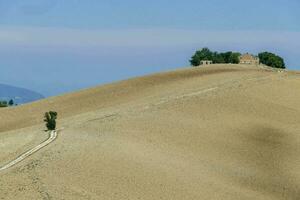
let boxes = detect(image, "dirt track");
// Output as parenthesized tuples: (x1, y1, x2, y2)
(0, 131, 57, 171)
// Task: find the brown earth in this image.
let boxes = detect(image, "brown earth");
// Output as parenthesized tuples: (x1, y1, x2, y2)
(0, 64, 300, 199)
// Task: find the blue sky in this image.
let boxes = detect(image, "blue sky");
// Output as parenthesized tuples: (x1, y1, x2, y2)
(0, 0, 299, 96)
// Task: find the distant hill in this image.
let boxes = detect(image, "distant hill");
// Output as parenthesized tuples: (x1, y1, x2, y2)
(0, 84, 44, 104)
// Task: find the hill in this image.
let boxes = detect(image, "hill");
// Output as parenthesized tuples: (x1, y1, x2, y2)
(0, 84, 44, 104)
(0, 64, 300, 200)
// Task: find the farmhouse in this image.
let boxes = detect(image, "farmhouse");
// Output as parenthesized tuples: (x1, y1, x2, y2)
(239, 53, 259, 65)
(200, 60, 213, 65)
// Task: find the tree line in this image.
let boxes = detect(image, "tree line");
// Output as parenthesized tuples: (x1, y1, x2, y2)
(190, 48, 286, 69)
(0, 99, 15, 108)
(190, 48, 241, 66)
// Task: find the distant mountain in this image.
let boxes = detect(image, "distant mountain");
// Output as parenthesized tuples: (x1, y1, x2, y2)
(0, 84, 44, 104)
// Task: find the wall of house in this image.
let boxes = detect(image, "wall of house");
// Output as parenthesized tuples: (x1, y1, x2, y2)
(200, 61, 213, 65)
(239, 58, 259, 65)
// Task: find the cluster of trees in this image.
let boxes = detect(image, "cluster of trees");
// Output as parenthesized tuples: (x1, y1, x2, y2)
(190, 48, 241, 66)
(0, 99, 14, 108)
(190, 48, 286, 69)
(258, 52, 285, 69)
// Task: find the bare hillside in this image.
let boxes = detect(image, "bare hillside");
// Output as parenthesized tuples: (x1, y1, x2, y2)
(1, 64, 300, 200)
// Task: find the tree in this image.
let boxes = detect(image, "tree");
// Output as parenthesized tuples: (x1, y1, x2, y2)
(44, 111, 58, 130)
(219, 52, 240, 64)
(212, 52, 225, 63)
(219, 52, 232, 63)
(8, 99, 14, 106)
(229, 52, 241, 64)
(258, 52, 285, 69)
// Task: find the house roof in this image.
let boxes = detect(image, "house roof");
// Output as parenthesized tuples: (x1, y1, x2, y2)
(240, 53, 257, 60)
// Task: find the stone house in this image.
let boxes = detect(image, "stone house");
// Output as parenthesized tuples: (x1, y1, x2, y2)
(239, 53, 259, 65)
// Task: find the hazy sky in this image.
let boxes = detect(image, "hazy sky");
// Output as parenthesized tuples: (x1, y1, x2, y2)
(0, 0, 299, 96)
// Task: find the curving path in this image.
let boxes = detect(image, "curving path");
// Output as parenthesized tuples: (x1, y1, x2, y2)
(0, 130, 57, 172)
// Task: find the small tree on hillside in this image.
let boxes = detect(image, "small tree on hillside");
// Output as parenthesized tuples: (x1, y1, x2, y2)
(8, 99, 14, 106)
(44, 111, 58, 130)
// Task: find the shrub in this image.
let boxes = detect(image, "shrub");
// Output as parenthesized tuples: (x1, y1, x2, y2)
(44, 111, 58, 130)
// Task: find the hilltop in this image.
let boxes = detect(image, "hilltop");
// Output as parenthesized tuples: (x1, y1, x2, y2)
(0, 64, 300, 200)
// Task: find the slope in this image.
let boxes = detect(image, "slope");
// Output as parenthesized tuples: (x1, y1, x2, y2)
(1, 64, 300, 200)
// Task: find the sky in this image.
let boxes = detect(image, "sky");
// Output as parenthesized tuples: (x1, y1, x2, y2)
(0, 0, 299, 96)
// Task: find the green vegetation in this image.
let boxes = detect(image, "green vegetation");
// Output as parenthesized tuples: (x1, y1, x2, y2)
(190, 48, 240, 66)
(190, 48, 286, 69)
(0, 99, 15, 108)
(190, 48, 213, 66)
(258, 52, 285, 69)
(0, 101, 8, 107)
(44, 111, 58, 131)
(218, 52, 241, 64)
(8, 99, 14, 106)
